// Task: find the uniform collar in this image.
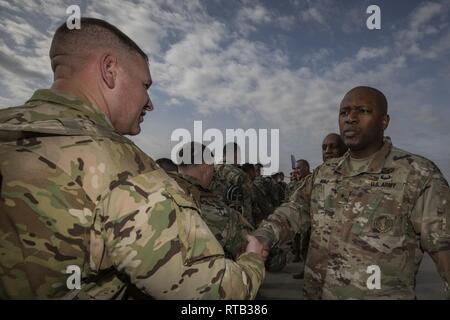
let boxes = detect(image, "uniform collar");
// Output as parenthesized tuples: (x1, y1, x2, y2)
(335, 137, 393, 177)
(27, 89, 114, 129)
(179, 173, 203, 188)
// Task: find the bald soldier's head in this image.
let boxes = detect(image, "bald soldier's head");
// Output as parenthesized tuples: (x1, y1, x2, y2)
(339, 86, 390, 159)
(50, 18, 154, 135)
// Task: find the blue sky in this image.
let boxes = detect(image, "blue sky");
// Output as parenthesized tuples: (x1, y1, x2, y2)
(1, 0, 449, 179)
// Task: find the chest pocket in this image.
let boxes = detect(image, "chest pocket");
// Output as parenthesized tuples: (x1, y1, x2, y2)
(310, 179, 339, 236)
(348, 179, 409, 251)
(311, 179, 338, 216)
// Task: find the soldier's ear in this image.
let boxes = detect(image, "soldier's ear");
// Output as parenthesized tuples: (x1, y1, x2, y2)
(100, 54, 118, 89)
(382, 114, 390, 130)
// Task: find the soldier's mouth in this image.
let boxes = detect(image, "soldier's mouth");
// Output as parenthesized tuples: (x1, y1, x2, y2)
(140, 105, 152, 121)
(139, 111, 146, 123)
(343, 129, 359, 138)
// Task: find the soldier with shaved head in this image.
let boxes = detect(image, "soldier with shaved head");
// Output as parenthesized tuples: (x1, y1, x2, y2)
(254, 86, 450, 299)
(0, 18, 265, 299)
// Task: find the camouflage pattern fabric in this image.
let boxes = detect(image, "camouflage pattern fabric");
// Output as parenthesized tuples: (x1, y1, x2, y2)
(210, 164, 254, 226)
(170, 172, 288, 273)
(254, 176, 279, 208)
(250, 182, 274, 227)
(285, 179, 304, 200)
(0, 89, 265, 299)
(168, 172, 253, 259)
(278, 181, 287, 203)
(254, 138, 450, 299)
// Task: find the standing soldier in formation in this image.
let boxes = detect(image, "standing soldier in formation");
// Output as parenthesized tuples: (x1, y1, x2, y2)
(292, 135, 348, 279)
(286, 159, 311, 266)
(169, 142, 254, 260)
(246, 164, 274, 226)
(254, 164, 279, 210)
(0, 18, 265, 299)
(241, 163, 287, 272)
(321, 133, 348, 162)
(254, 86, 450, 299)
(271, 173, 285, 205)
(277, 172, 287, 202)
(285, 159, 311, 199)
(210, 143, 255, 226)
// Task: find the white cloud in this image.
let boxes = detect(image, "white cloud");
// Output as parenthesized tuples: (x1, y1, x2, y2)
(85, 0, 208, 57)
(409, 2, 443, 30)
(239, 4, 272, 25)
(395, 1, 450, 59)
(303, 48, 330, 66)
(301, 7, 326, 26)
(356, 47, 389, 61)
(236, 3, 273, 35)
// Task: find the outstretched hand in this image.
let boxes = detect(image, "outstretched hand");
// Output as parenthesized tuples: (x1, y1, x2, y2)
(245, 235, 270, 261)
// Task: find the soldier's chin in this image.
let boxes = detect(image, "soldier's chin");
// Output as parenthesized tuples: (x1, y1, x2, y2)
(344, 138, 363, 151)
(128, 124, 141, 136)
(346, 142, 365, 152)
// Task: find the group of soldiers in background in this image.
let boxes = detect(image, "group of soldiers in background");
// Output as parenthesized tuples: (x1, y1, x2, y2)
(156, 143, 290, 272)
(154, 132, 349, 275)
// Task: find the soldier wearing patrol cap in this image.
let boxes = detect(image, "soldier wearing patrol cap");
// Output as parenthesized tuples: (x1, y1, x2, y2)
(254, 86, 450, 299)
(0, 17, 265, 299)
(168, 142, 254, 260)
(210, 142, 255, 226)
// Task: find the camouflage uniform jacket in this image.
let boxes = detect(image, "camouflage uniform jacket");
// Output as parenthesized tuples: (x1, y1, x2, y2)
(210, 164, 254, 226)
(279, 181, 287, 203)
(251, 179, 274, 226)
(285, 174, 311, 201)
(254, 176, 279, 208)
(168, 172, 253, 259)
(254, 138, 450, 299)
(285, 179, 301, 200)
(0, 89, 264, 299)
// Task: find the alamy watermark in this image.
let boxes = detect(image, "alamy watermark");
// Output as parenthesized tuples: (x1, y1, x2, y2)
(366, 265, 381, 290)
(66, 265, 81, 290)
(66, 5, 81, 30)
(171, 121, 280, 172)
(367, 5, 381, 30)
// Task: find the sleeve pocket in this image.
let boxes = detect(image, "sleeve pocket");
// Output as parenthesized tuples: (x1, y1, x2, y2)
(163, 189, 225, 266)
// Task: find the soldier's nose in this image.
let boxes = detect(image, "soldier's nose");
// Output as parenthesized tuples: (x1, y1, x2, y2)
(145, 99, 154, 112)
(347, 109, 359, 123)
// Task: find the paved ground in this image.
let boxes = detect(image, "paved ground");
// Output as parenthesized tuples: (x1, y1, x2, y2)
(256, 253, 445, 300)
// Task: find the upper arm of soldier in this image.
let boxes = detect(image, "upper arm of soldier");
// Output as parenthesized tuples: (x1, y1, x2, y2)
(409, 166, 450, 253)
(99, 168, 264, 299)
(254, 173, 313, 246)
(409, 165, 450, 294)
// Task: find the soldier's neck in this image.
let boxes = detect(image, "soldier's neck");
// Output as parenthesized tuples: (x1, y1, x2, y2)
(51, 79, 111, 119)
(349, 140, 384, 159)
